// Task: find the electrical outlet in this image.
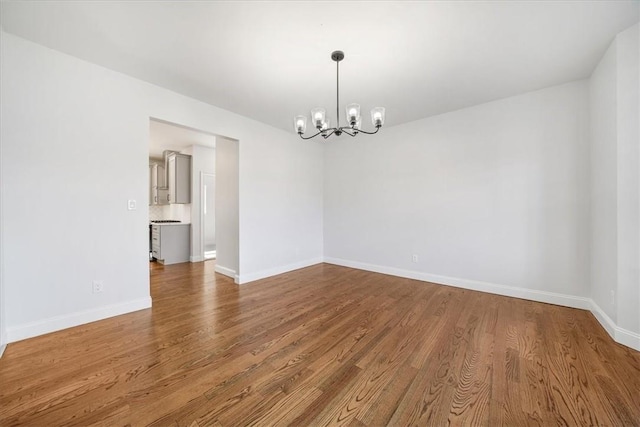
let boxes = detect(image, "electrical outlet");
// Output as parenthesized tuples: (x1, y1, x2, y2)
(93, 280, 104, 293)
(610, 290, 615, 305)
(127, 199, 137, 210)
(412, 254, 419, 263)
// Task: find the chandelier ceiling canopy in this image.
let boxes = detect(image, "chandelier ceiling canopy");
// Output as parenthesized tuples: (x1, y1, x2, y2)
(294, 51, 385, 140)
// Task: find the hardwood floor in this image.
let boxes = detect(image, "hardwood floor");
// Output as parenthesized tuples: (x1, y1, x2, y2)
(1, 261, 639, 426)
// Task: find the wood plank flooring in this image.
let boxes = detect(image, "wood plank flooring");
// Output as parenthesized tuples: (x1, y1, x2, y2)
(1, 261, 639, 426)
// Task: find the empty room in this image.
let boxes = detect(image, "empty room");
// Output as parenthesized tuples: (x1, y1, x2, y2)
(0, 1, 639, 425)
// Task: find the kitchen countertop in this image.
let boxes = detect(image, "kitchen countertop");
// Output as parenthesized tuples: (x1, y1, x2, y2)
(150, 222, 191, 226)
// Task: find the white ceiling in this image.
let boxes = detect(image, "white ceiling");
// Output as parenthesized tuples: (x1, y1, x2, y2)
(2, 1, 638, 133)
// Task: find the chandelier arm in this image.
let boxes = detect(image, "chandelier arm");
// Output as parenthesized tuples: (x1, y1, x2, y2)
(298, 130, 325, 140)
(323, 129, 337, 139)
(353, 126, 381, 135)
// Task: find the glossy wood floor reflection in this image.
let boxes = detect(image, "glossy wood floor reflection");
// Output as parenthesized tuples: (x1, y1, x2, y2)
(1, 262, 639, 426)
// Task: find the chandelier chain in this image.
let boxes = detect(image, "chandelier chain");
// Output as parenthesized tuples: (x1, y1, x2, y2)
(336, 59, 340, 130)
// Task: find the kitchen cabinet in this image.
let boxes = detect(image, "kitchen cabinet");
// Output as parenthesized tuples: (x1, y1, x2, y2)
(167, 153, 191, 204)
(149, 163, 168, 206)
(150, 163, 165, 188)
(151, 223, 190, 265)
(149, 165, 154, 205)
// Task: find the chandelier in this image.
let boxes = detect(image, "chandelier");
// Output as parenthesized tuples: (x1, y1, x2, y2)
(294, 51, 386, 140)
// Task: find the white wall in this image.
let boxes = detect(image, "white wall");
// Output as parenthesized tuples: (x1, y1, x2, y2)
(216, 137, 240, 278)
(615, 24, 639, 336)
(325, 81, 590, 306)
(0, 149, 5, 355)
(0, 32, 324, 342)
(1, 33, 152, 341)
(589, 24, 640, 347)
(0, 110, 4, 353)
(234, 136, 324, 283)
(589, 41, 619, 322)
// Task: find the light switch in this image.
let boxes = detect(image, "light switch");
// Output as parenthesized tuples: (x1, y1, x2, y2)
(128, 199, 137, 210)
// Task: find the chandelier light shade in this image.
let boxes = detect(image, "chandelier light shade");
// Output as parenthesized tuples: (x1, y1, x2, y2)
(294, 51, 386, 140)
(371, 107, 386, 127)
(294, 115, 307, 134)
(346, 103, 361, 126)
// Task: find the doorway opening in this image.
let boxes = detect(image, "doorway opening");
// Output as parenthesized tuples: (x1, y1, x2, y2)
(148, 118, 239, 281)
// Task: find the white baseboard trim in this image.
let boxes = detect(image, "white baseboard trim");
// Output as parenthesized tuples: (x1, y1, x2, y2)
(323, 257, 591, 310)
(237, 257, 323, 285)
(589, 300, 640, 351)
(589, 299, 617, 338)
(6, 297, 152, 343)
(0, 344, 6, 359)
(190, 255, 204, 263)
(615, 328, 640, 351)
(214, 264, 236, 279)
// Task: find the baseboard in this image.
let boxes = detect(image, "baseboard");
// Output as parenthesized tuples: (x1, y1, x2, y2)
(190, 255, 204, 263)
(589, 300, 640, 351)
(214, 264, 236, 279)
(6, 297, 152, 343)
(615, 327, 640, 351)
(323, 257, 591, 310)
(0, 344, 6, 359)
(588, 299, 617, 337)
(237, 257, 323, 285)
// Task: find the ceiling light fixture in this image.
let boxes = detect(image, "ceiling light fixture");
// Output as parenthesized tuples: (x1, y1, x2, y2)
(294, 50, 385, 140)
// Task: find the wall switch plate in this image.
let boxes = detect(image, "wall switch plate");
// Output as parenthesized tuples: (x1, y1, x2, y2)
(412, 254, 419, 263)
(93, 281, 104, 293)
(127, 199, 136, 210)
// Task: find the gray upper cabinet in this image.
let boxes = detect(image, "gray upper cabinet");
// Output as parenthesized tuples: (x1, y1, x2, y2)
(149, 165, 154, 205)
(149, 163, 167, 206)
(167, 153, 191, 204)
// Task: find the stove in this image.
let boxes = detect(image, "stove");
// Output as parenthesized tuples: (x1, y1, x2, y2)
(150, 220, 181, 223)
